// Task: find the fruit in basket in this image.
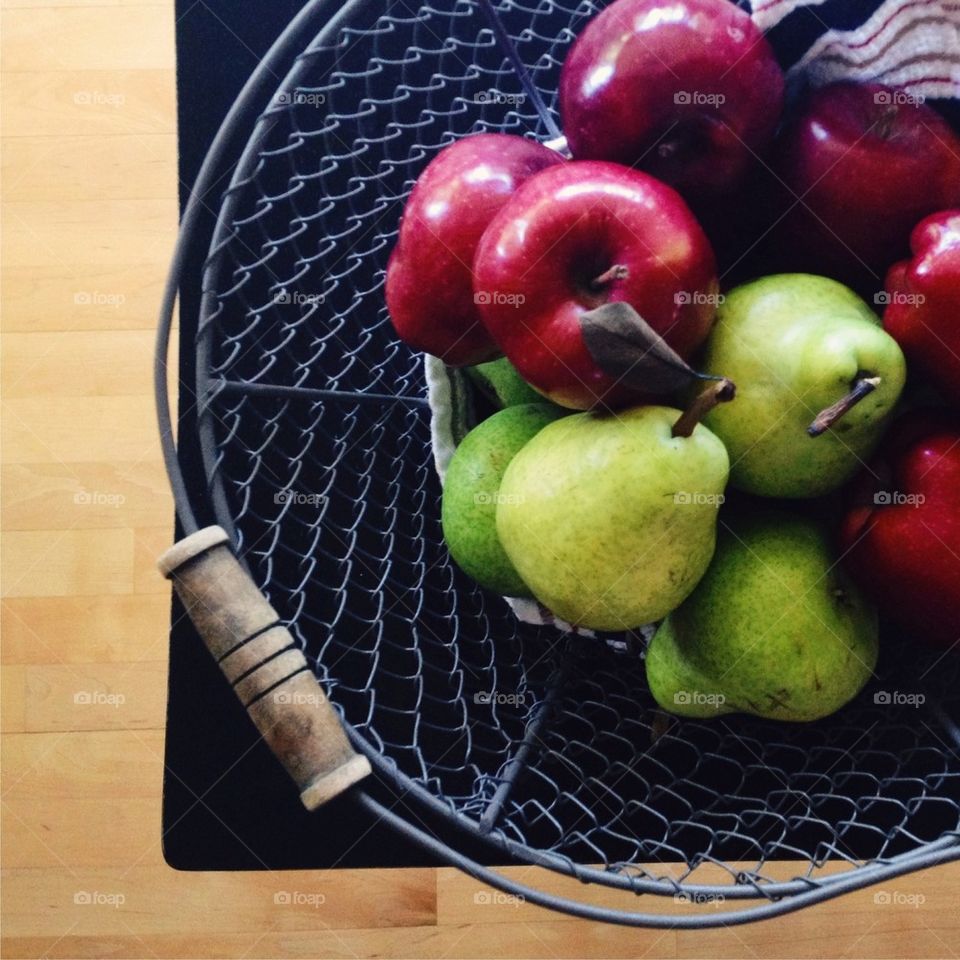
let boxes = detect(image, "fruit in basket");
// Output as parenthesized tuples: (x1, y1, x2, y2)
(496, 404, 729, 630)
(473, 161, 719, 410)
(646, 508, 878, 722)
(464, 357, 547, 409)
(559, 0, 784, 198)
(772, 83, 960, 292)
(386, 133, 563, 366)
(442, 403, 565, 597)
(882, 210, 960, 408)
(839, 412, 960, 651)
(699, 274, 906, 498)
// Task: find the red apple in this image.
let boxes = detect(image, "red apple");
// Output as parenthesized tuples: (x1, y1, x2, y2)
(472, 160, 718, 409)
(840, 412, 960, 651)
(883, 210, 960, 408)
(386, 133, 563, 366)
(773, 83, 960, 292)
(559, 0, 784, 199)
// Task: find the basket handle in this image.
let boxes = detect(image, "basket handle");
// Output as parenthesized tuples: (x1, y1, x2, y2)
(158, 526, 371, 809)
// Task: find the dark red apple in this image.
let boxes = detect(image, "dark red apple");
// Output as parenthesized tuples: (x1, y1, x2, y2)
(840, 412, 960, 651)
(773, 83, 960, 293)
(559, 0, 784, 199)
(386, 133, 563, 366)
(472, 160, 718, 410)
(884, 210, 960, 408)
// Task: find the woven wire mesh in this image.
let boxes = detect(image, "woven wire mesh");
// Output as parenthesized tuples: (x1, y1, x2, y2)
(188, 0, 960, 906)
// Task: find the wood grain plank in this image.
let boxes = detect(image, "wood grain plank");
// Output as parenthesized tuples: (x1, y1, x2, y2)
(2, 395, 162, 463)
(1, 70, 174, 138)
(2, 661, 168, 733)
(3, 199, 177, 268)
(2, 263, 169, 332)
(3, 461, 171, 532)
(2, 664, 28, 732)
(1, 594, 172, 665)
(0, 529, 134, 597)
(2, 7, 173, 72)
(2, 332, 160, 397)
(2, 135, 175, 202)
(0, 866, 438, 936)
(2, 799, 162, 869)
(133, 527, 177, 594)
(1, 730, 165, 801)
(0, 922, 678, 960)
(2, 0, 160, 8)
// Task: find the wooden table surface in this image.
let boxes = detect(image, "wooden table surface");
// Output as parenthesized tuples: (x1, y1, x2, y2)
(1, 2, 958, 957)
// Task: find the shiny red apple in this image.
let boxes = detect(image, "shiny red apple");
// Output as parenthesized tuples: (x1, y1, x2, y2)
(773, 83, 960, 293)
(386, 133, 563, 366)
(840, 412, 960, 651)
(559, 0, 784, 199)
(472, 160, 718, 409)
(884, 210, 960, 408)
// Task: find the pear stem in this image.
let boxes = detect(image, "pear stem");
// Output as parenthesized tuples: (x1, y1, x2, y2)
(672, 378, 736, 438)
(591, 264, 629, 290)
(807, 376, 881, 437)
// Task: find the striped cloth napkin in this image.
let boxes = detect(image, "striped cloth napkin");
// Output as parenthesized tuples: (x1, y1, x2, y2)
(427, 0, 960, 634)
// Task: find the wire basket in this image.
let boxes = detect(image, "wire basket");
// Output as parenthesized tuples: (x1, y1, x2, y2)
(156, 0, 960, 926)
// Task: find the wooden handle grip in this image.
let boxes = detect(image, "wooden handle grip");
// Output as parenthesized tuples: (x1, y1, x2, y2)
(158, 526, 371, 809)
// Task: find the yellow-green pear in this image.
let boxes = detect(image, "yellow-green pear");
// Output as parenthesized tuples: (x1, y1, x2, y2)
(700, 274, 906, 498)
(496, 405, 729, 631)
(646, 507, 878, 722)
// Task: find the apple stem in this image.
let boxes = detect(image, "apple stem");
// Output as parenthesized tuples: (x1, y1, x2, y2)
(672, 378, 736, 438)
(876, 104, 899, 139)
(591, 264, 629, 290)
(807, 376, 882, 437)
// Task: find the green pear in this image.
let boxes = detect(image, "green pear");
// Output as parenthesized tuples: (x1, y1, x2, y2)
(442, 403, 565, 597)
(646, 507, 878, 722)
(496, 406, 729, 631)
(700, 274, 906, 498)
(464, 357, 549, 409)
